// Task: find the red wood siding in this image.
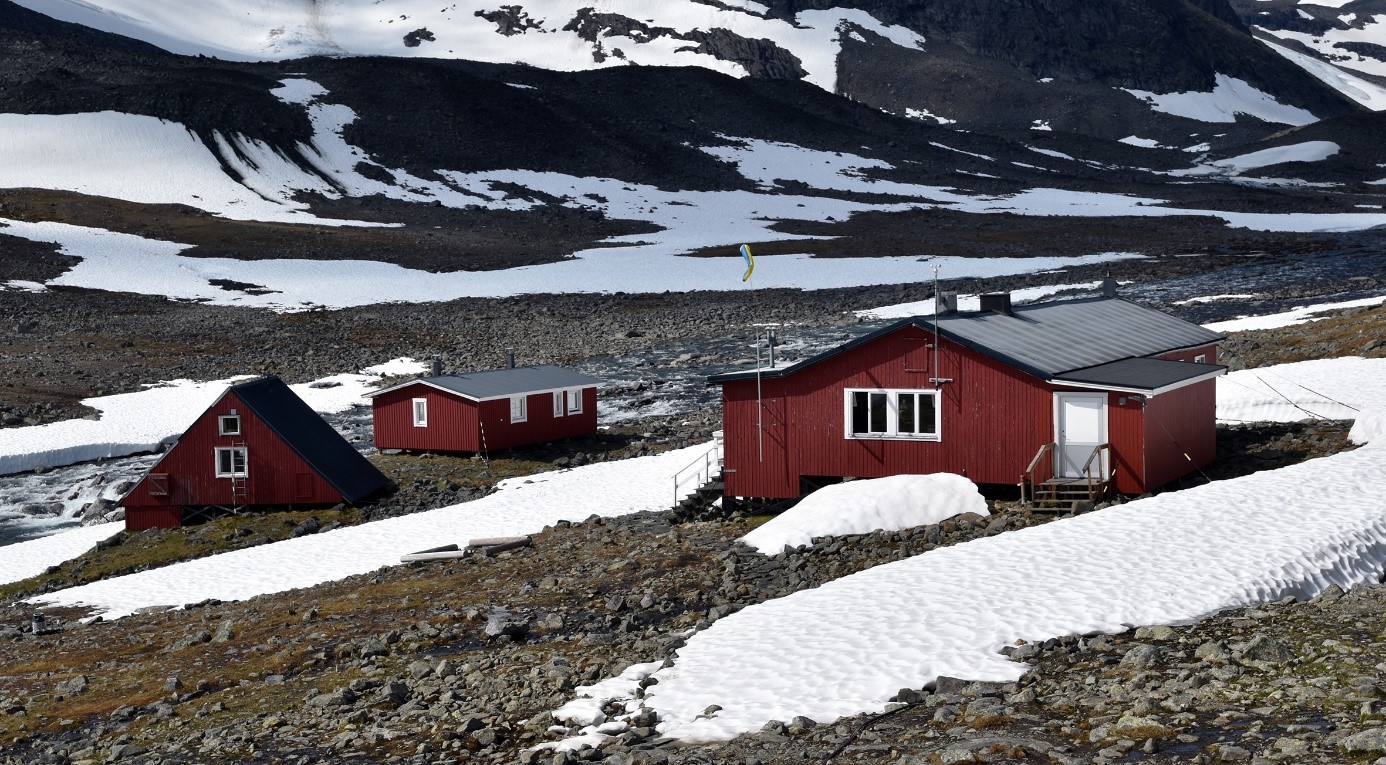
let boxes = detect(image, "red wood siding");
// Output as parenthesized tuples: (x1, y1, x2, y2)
(124, 507, 182, 531)
(121, 392, 345, 527)
(1158, 343, 1219, 365)
(722, 325, 1060, 499)
(1143, 379, 1217, 490)
(372, 383, 597, 453)
(477, 387, 598, 450)
(1100, 391, 1147, 495)
(373, 385, 480, 452)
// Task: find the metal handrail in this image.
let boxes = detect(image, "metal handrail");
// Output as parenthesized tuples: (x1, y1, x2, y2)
(673, 434, 724, 506)
(1081, 442, 1112, 501)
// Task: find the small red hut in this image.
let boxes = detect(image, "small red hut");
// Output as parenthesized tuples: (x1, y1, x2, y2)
(368, 365, 600, 453)
(709, 290, 1225, 503)
(121, 376, 390, 531)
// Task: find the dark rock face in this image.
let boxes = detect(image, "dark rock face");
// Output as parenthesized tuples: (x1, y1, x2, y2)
(563, 8, 807, 78)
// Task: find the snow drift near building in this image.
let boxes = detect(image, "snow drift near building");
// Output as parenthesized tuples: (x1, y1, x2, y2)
(740, 474, 987, 554)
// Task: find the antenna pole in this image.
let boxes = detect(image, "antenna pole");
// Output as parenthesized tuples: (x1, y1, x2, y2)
(755, 333, 764, 463)
(932, 265, 941, 390)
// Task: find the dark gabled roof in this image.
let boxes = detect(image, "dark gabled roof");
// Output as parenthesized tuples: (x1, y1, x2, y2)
(368, 365, 600, 401)
(1052, 358, 1227, 394)
(708, 297, 1224, 384)
(231, 376, 390, 502)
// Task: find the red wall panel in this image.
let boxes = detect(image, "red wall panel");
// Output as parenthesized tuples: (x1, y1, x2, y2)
(373, 385, 480, 452)
(1143, 379, 1218, 489)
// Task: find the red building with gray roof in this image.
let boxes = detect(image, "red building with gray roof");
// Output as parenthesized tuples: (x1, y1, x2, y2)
(368, 365, 600, 453)
(709, 287, 1225, 503)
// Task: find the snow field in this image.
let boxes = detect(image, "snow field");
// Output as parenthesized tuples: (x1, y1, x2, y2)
(24, 441, 719, 619)
(1204, 294, 1386, 332)
(1216, 357, 1385, 423)
(0, 523, 122, 586)
(740, 474, 987, 554)
(0, 358, 422, 477)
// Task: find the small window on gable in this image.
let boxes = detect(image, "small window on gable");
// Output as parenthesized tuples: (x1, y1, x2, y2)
(218, 414, 241, 436)
(1194, 354, 1207, 364)
(554, 391, 564, 418)
(148, 474, 170, 497)
(511, 395, 528, 423)
(412, 398, 428, 427)
(566, 388, 583, 415)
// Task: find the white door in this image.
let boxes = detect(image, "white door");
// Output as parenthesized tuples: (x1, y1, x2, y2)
(1055, 392, 1108, 478)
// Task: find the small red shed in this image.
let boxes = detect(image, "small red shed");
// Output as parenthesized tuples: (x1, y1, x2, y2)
(368, 365, 600, 453)
(709, 291, 1226, 502)
(121, 376, 391, 531)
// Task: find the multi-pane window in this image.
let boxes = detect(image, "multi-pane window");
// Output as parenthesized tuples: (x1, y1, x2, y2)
(566, 389, 583, 415)
(510, 395, 528, 423)
(218, 414, 241, 435)
(553, 392, 565, 417)
(214, 447, 248, 477)
(846, 389, 940, 440)
(412, 398, 428, 427)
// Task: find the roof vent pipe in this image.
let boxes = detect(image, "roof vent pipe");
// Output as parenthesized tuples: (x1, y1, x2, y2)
(430, 355, 442, 377)
(935, 292, 958, 316)
(506, 348, 516, 369)
(979, 292, 1013, 315)
(1102, 277, 1118, 298)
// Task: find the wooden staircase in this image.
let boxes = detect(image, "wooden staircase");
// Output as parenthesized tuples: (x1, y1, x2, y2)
(672, 433, 724, 520)
(1022, 442, 1112, 507)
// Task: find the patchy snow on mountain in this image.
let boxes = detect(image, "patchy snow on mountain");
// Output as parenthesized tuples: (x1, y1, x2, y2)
(1259, 37, 1386, 110)
(1257, 15, 1386, 80)
(1204, 294, 1386, 332)
(740, 474, 988, 554)
(1123, 74, 1319, 125)
(11, 0, 924, 91)
(0, 111, 381, 226)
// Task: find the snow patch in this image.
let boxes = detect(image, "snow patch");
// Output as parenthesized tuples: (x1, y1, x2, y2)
(1217, 357, 1384, 423)
(1123, 74, 1318, 125)
(740, 474, 987, 554)
(1203, 294, 1386, 332)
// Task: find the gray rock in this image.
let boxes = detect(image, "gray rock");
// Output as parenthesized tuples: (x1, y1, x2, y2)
(1240, 634, 1295, 665)
(55, 675, 88, 696)
(485, 610, 530, 640)
(1134, 625, 1177, 641)
(1343, 728, 1386, 754)
(1120, 644, 1163, 669)
(308, 687, 356, 707)
(211, 619, 235, 643)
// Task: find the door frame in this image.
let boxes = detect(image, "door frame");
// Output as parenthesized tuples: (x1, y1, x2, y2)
(1053, 392, 1109, 479)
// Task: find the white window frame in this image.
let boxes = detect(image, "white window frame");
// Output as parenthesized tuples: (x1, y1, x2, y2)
(553, 391, 565, 418)
(1193, 354, 1207, 364)
(843, 388, 941, 441)
(566, 388, 583, 415)
(214, 447, 248, 478)
(510, 395, 528, 423)
(412, 397, 428, 427)
(218, 414, 241, 436)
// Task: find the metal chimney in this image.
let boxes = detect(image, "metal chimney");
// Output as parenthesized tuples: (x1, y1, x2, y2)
(506, 348, 516, 369)
(1101, 277, 1118, 298)
(979, 292, 1013, 315)
(430, 355, 442, 377)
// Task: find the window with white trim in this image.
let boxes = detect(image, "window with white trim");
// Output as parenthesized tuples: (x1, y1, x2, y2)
(553, 392, 564, 417)
(218, 414, 241, 436)
(412, 398, 428, 427)
(214, 447, 248, 477)
(566, 388, 583, 415)
(511, 395, 528, 423)
(845, 389, 940, 440)
(1193, 354, 1207, 364)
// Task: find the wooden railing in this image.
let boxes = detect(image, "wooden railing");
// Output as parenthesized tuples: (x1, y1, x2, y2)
(1080, 442, 1112, 502)
(1020, 442, 1055, 505)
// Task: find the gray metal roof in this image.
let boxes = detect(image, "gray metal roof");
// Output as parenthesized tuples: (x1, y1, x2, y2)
(934, 298, 1224, 377)
(418, 365, 599, 400)
(370, 365, 600, 401)
(1052, 358, 1226, 393)
(709, 297, 1223, 384)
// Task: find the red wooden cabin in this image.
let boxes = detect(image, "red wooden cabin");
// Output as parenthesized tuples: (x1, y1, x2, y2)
(369, 365, 600, 453)
(709, 290, 1225, 502)
(121, 376, 390, 531)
